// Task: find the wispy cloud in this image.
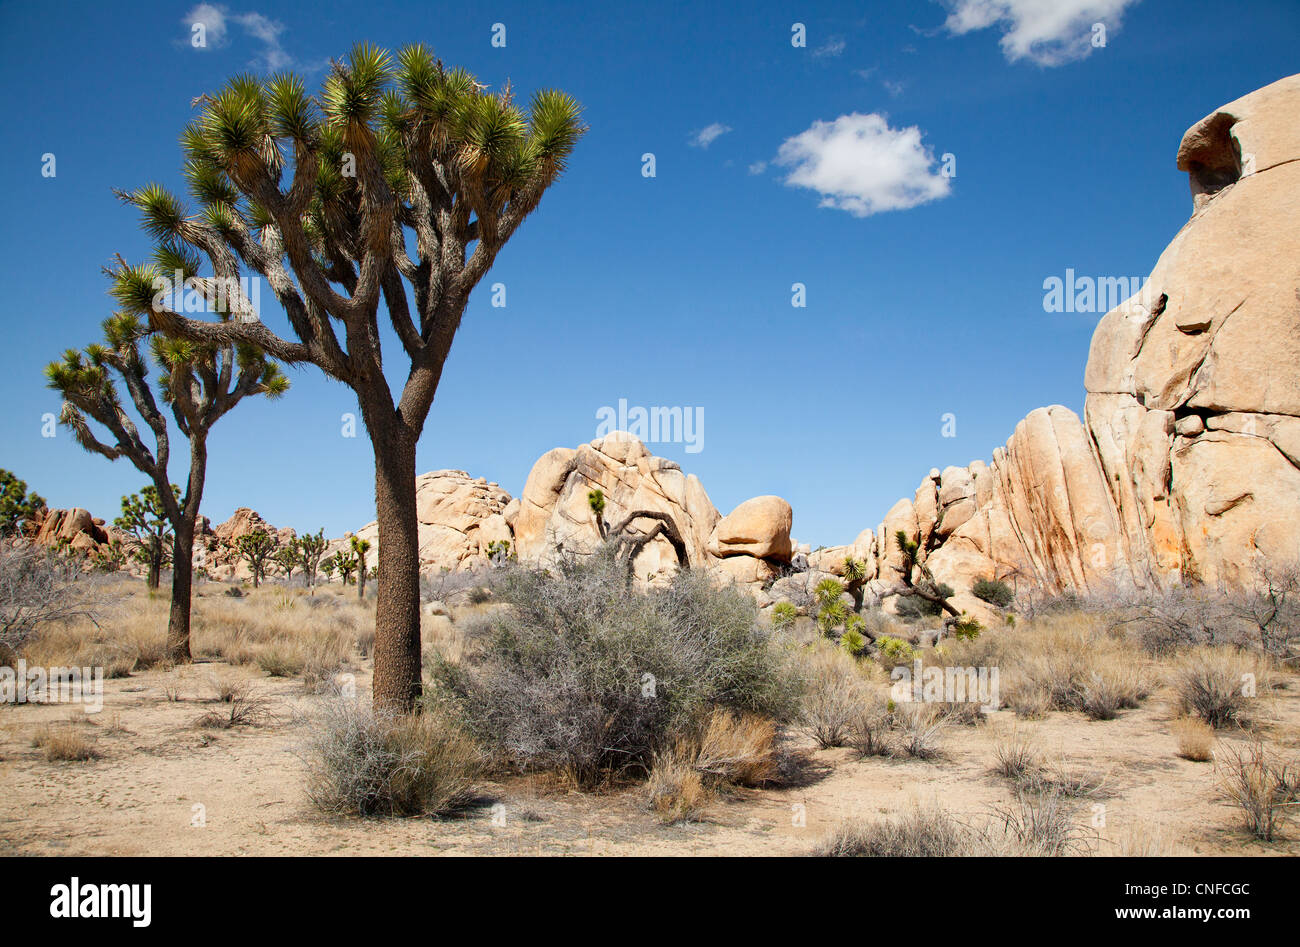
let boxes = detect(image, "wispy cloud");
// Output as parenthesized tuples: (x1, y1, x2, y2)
(688, 123, 733, 149)
(812, 37, 846, 58)
(184, 4, 292, 71)
(774, 113, 951, 217)
(940, 0, 1139, 66)
(882, 78, 907, 98)
(747, 161, 767, 175)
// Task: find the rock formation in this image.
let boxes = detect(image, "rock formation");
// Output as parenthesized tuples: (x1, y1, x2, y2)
(850, 74, 1300, 610)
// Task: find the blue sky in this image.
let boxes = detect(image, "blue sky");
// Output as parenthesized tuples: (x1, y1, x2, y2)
(1, 0, 1296, 546)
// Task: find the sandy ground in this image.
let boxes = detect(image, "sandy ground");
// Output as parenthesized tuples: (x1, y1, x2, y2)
(2, 660, 1298, 857)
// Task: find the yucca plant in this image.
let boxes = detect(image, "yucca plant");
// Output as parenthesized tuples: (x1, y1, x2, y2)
(115, 484, 179, 590)
(46, 307, 287, 661)
(112, 42, 585, 711)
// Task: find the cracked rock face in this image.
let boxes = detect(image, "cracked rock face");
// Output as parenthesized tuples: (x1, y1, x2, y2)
(865, 75, 1300, 603)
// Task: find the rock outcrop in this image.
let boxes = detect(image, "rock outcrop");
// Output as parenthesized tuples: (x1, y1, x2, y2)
(856, 74, 1300, 606)
(343, 470, 514, 575)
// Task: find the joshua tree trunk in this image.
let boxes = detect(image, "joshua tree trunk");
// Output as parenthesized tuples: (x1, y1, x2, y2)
(146, 547, 162, 591)
(370, 422, 422, 712)
(167, 518, 195, 663)
(164, 439, 207, 664)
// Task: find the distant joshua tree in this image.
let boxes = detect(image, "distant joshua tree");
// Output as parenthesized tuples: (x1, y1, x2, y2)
(0, 470, 47, 537)
(297, 529, 328, 590)
(115, 485, 178, 590)
(236, 529, 277, 588)
(351, 536, 371, 599)
(109, 44, 584, 711)
(273, 543, 299, 580)
(46, 310, 286, 661)
(588, 489, 607, 539)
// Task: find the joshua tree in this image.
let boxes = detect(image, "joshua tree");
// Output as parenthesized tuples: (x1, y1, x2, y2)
(606, 510, 688, 586)
(351, 536, 371, 599)
(273, 542, 299, 579)
(0, 470, 47, 537)
(297, 529, 328, 590)
(880, 529, 961, 626)
(841, 556, 869, 613)
(320, 555, 337, 583)
(588, 489, 607, 539)
(115, 485, 178, 590)
(334, 550, 358, 587)
(46, 311, 287, 661)
(235, 529, 277, 587)
(110, 43, 585, 710)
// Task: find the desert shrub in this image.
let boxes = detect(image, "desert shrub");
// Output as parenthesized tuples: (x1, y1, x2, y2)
(196, 677, 272, 729)
(303, 699, 482, 818)
(1172, 718, 1215, 762)
(2, 543, 100, 657)
(895, 703, 946, 759)
(770, 601, 798, 632)
(1173, 647, 1264, 728)
(972, 578, 1015, 608)
(817, 807, 976, 857)
(1079, 659, 1147, 720)
(848, 695, 894, 758)
(797, 645, 876, 749)
(256, 644, 305, 677)
(32, 722, 100, 762)
(992, 725, 1041, 781)
(894, 585, 954, 621)
(1215, 740, 1299, 841)
(428, 549, 801, 786)
(990, 791, 1092, 856)
(467, 586, 491, 606)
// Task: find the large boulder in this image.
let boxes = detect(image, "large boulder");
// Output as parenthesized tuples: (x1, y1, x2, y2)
(708, 495, 793, 562)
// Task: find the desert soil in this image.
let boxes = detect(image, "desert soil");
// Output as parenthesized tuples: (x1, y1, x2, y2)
(2, 661, 1298, 857)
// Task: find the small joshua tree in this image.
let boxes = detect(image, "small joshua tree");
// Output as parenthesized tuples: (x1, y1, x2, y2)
(841, 556, 869, 613)
(273, 542, 299, 580)
(881, 530, 967, 631)
(588, 489, 607, 539)
(351, 536, 371, 600)
(46, 312, 286, 660)
(0, 470, 47, 537)
(115, 485, 178, 590)
(320, 555, 337, 583)
(335, 551, 358, 587)
(486, 539, 511, 566)
(297, 529, 328, 590)
(236, 529, 277, 588)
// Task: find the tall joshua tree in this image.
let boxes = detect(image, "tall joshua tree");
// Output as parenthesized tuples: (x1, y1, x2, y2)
(46, 309, 288, 661)
(111, 43, 585, 710)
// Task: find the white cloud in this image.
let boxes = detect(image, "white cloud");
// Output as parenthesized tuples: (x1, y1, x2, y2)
(233, 12, 290, 70)
(185, 3, 229, 48)
(183, 5, 292, 70)
(882, 78, 907, 97)
(941, 0, 1139, 66)
(774, 113, 951, 217)
(812, 37, 846, 58)
(748, 161, 767, 175)
(689, 123, 733, 149)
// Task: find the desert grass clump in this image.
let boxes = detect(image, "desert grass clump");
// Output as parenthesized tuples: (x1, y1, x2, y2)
(848, 691, 895, 758)
(1173, 647, 1266, 729)
(196, 676, 272, 729)
(256, 643, 305, 677)
(1215, 740, 1299, 841)
(895, 703, 947, 760)
(1172, 717, 1216, 762)
(302, 699, 482, 818)
(646, 750, 710, 824)
(816, 806, 976, 857)
(992, 725, 1042, 782)
(32, 722, 100, 762)
(798, 645, 877, 749)
(428, 548, 801, 787)
(990, 791, 1093, 856)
